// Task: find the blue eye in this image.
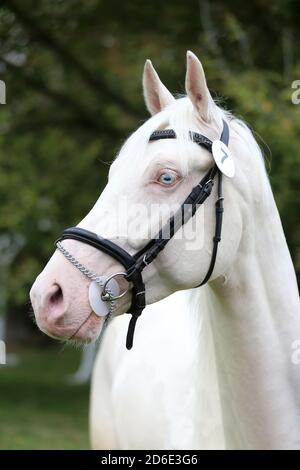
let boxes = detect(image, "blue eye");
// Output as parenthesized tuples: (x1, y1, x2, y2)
(158, 172, 177, 185)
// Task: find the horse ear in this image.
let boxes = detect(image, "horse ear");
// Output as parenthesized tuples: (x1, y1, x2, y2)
(185, 51, 213, 122)
(143, 60, 175, 115)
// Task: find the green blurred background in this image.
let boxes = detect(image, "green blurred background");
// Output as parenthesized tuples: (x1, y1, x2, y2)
(0, 0, 299, 449)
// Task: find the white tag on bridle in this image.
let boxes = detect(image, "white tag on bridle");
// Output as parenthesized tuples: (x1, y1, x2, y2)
(88, 278, 120, 317)
(212, 140, 235, 178)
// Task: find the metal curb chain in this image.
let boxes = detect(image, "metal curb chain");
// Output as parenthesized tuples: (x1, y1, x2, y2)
(56, 241, 116, 314)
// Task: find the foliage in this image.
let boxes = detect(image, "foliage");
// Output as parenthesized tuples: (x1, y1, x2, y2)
(0, 0, 299, 311)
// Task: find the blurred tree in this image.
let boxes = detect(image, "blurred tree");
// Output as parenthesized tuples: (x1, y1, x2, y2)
(0, 0, 299, 322)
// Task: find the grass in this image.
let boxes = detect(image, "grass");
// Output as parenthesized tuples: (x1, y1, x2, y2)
(0, 345, 90, 449)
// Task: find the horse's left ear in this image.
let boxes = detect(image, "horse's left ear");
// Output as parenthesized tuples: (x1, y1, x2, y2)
(185, 51, 214, 122)
(143, 59, 175, 115)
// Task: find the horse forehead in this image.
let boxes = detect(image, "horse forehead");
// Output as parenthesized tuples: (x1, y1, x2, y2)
(116, 138, 206, 173)
(145, 138, 199, 159)
(109, 130, 215, 188)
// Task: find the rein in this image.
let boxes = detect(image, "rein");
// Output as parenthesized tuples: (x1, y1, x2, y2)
(56, 120, 228, 349)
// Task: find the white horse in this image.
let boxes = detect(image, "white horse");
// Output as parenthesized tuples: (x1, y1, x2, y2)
(30, 51, 300, 449)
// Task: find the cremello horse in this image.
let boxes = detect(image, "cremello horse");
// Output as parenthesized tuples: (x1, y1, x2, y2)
(30, 52, 300, 449)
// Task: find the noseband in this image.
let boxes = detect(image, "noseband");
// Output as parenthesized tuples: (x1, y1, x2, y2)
(56, 120, 229, 349)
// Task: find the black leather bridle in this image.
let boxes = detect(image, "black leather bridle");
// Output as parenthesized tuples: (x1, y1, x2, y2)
(56, 120, 229, 349)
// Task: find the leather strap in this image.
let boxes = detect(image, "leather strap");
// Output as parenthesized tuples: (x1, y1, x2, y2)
(197, 120, 229, 284)
(150, 129, 213, 152)
(199, 170, 223, 286)
(59, 227, 136, 270)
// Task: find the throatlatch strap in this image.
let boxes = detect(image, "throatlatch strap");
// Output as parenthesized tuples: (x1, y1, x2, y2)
(197, 121, 228, 284)
(199, 170, 223, 286)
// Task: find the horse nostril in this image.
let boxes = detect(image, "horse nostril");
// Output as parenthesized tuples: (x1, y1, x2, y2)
(49, 283, 63, 307)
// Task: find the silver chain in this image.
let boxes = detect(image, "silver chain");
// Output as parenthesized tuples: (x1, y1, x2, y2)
(56, 241, 116, 313)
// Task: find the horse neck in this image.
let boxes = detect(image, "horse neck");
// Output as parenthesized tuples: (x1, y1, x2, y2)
(201, 180, 300, 449)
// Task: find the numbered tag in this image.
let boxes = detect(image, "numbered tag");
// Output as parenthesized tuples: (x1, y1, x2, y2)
(212, 140, 235, 178)
(88, 277, 120, 317)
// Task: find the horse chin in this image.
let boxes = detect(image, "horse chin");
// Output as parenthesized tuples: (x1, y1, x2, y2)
(38, 310, 105, 345)
(68, 311, 105, 344)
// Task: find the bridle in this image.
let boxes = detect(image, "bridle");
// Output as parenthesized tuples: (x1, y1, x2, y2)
(56, 120, 229, 349)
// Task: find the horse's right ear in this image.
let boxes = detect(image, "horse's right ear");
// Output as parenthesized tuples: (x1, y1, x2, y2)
(143, 60, 175, 115)
(185, 51, 214, 122)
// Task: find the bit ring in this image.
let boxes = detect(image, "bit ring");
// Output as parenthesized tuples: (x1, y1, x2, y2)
(101, 272, 129, 301)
